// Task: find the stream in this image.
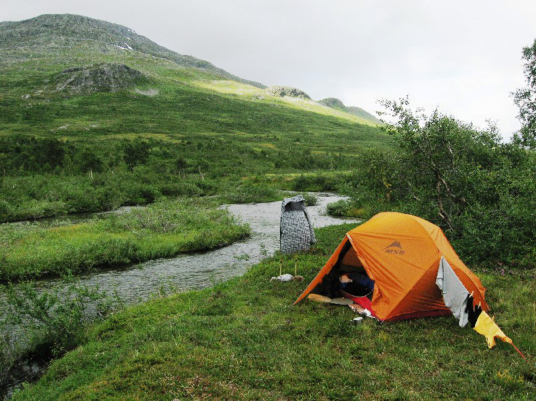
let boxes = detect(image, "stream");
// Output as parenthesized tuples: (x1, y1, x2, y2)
(1, 193, 357, 397)
(28, 193, 356, 302)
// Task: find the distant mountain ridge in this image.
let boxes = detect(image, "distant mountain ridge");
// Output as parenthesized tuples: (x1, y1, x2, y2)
(0, 13, 266, 88)
(319, 98, 382, 124)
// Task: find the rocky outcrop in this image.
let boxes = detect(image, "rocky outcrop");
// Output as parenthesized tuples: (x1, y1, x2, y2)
(48, 63, 146, 94)
(266, 86, 311, 99)
(319, 97, 346, 110)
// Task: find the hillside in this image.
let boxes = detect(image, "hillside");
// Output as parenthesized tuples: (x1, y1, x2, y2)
(0, 14, 382, 129)
(320, 97, 383, 124)
(0, 13, 390, 222)
(0, 14, 265, 88)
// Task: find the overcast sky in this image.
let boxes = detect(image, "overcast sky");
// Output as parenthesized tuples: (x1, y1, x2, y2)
(2, 0, 535, 139)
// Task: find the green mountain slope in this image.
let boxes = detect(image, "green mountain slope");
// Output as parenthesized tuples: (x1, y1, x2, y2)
(0, 14, 390, 222)
(319, 97, 383, 124)
(0, 13, 382, 131)
(0, 13, 265, 88)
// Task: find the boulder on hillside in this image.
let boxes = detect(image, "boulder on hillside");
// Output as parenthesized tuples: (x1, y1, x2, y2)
(266, 86, 311, 100)
(48, 63, 146, 95)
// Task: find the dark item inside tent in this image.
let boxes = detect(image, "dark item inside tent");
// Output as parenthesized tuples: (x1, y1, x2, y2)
(311, 240, 375, 300)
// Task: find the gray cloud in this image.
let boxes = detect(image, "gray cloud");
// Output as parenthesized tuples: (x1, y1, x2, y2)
(2, 0, 535, 138)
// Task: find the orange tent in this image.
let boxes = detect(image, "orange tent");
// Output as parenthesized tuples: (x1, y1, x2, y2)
(294, 212, 489, 322)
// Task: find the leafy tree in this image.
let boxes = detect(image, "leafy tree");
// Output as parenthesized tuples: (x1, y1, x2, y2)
(40, 138, 66, 170)
(353, 98, 536, 266)
(175, 157, 188, 172)
(513, 39, 536, 148)
(0, 136, 65, 173)
(379, 97, 502, 233)
(123, 139, 150, 170)
(74, 148, 103, 173)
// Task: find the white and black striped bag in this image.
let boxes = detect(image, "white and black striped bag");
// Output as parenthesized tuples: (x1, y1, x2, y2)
(280, 195, 316, 254)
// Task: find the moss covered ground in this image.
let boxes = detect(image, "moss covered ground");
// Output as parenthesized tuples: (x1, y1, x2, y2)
(12, 224, 535, 400)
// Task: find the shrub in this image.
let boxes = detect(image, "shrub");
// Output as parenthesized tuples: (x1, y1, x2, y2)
(302, 193, 318, 206)
(0, 278, 118, 392)
(350, 98, 536, 267)
(326, 199, 368, 219)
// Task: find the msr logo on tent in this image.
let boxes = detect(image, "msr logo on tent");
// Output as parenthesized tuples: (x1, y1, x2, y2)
(384, 240, 405, 255)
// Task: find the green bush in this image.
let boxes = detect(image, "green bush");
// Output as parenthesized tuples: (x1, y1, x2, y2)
(348, 99, 536, 267)
(221, 182, 280, 204)
(302, 193, 318, 206)
(326, 199, 368, 219)
(0, 278, 118, 391)
(291, 174, 344, 192)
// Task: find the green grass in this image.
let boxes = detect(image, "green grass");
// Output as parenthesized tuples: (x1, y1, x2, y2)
(0, 198, 249, 281)
(0, 96, 389, 222)
(0, 49, 389, 144)
(12, 225, 536, 399)
(192, 78, 378, 127)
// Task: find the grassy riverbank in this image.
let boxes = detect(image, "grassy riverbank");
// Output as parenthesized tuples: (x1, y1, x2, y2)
(0, 198, 250, 281)
(12, 224, 535, 399)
